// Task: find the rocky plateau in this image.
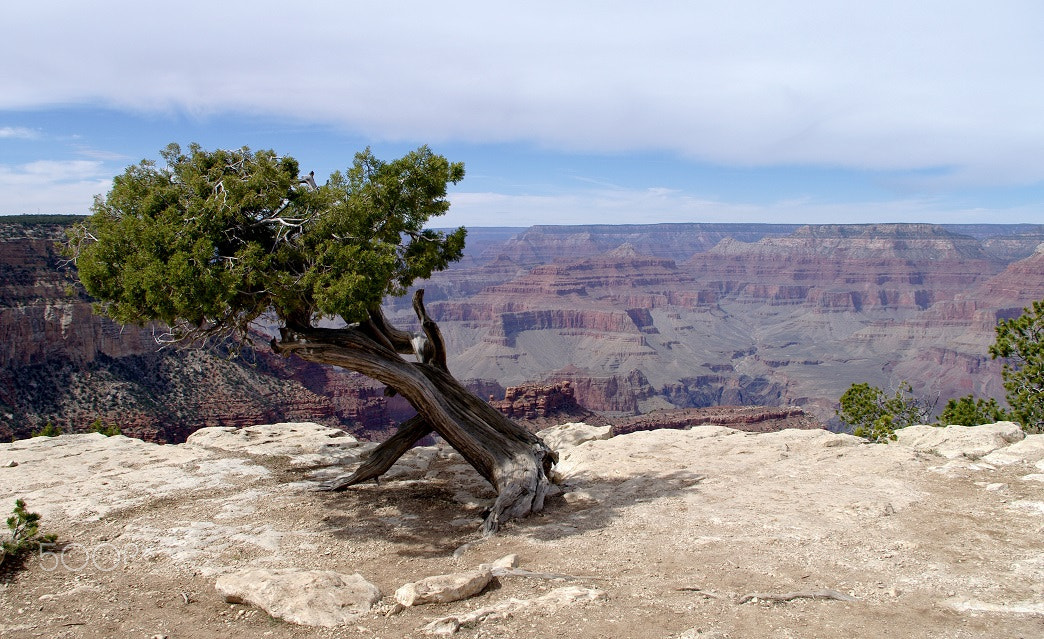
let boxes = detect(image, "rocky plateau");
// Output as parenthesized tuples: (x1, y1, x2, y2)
(1, 420, 1042, 638)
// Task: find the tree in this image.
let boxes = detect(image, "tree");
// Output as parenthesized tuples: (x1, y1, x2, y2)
(937, 395, 1010, 426)
(1, 499, 56, 571)
(836, 381, 932, 442)
(990, 299, 1044, 432)
(65, 143, 555, 534)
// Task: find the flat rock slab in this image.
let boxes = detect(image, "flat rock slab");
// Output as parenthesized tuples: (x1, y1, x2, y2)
(396, 566, 494, 606)
(983, 434, 1044, 466)
(896, 422, 1025, 459)
(536, 422, 612, 452)
(4, 422, 1044, 638)
(187, 422, 374, 468)
(0, 433, 268, 520)
(215, 568, 381, 627)
(422, 586, 608, 635)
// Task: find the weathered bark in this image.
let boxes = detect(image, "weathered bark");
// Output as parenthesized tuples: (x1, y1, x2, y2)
(274, 290, 555, 534)
(318, 415, 432, 490)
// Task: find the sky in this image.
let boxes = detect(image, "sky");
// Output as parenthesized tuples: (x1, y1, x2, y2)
(2, 1, 1043, 227)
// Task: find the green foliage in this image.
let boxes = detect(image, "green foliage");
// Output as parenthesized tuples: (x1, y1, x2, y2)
(0, 214, 85, 227)
(65, 143, 466, 343)
(1, 499, 56, 569)
(937, 395, 1011, 426)
(88, 418, 121, 436)
(31, 421, 62, 437)
(837, 381, 931, 443)
(990, 299, 1044, 432)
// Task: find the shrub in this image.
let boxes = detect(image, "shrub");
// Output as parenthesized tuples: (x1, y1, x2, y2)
(937, 395, 1011, 426)
(990, 299, 1044, 432)
(837, 381, 932, 443)
(31, 421, 62, 437)
(88, 418, 121, 437)
(1, 499, 56, 570)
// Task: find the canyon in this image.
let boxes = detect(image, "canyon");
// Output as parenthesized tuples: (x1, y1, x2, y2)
(2, 217, 1043, 440)
(398, 222, 1044, 424)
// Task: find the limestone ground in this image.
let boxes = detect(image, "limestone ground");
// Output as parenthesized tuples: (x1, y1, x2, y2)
(1, 422, 1043, 638)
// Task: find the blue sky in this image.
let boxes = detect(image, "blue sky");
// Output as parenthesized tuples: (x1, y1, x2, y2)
(2, 1, 1043, 227)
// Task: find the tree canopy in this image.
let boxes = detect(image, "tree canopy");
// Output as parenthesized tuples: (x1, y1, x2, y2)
(937, 395, 1010, 426)
(66, 143, 555, 534)
(67, 143, 466, 342)
(836, 381, 932, 442)
(990, 299, 1044, 432)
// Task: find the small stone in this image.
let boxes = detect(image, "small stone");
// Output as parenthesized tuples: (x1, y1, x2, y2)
(490, 554, 519, 569)
(395, 566, 494, 607)
(3, 460, 17, 467)
(562, 490, 597, 505)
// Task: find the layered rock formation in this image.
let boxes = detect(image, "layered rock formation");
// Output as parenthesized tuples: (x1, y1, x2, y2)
(5, 216, 1043, 438)
(408, 222, 1044, 425)
(489, 380, 600, 427)
(610, 405, 822, 436)
(0, 219, 412, 442)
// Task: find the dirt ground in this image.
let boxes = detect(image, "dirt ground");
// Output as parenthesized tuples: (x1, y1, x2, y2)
(1, 422, 1043, 638)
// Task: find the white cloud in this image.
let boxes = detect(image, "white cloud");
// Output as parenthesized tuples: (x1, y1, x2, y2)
(0, 160, 109, 215)
(4, 1, 1044, 187)
(0, 126, 38, 139)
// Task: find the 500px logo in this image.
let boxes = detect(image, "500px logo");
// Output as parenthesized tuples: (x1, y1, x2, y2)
(37, 542, 141, 572)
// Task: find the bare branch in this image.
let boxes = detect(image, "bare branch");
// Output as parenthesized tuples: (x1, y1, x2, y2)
(738, 590, 857, 604)
(413, 289, 447, 371)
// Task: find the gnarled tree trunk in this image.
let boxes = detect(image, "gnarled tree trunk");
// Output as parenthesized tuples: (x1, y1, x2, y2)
(271, 290, 555, 535)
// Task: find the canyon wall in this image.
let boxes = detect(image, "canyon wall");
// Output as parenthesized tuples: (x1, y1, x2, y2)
(404, 222, 1044, 425)
(0, 220, 413, 442)
(4, 217, 1043, 438)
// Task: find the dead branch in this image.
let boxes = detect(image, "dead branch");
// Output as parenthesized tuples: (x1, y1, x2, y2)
(737, 589, 857, 605)
(412, 289, 447, 370)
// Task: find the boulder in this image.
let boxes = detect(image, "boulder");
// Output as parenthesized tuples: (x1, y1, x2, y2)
(982, 433, 1044, 466)
(215, 568, 380, 627)
(896, 423, 1025, 460)
(395, 566, 494, 607)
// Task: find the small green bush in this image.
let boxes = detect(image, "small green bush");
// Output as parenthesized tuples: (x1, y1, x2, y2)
(937, 395, 1011, 426)
(837, 381, 933, 443)
(88, 418, 121, 437)
(31, 421, 62, 437)
(990, 299, 1044, 432)
(854, 414, 898, 443)
(1, 499, 56, 570)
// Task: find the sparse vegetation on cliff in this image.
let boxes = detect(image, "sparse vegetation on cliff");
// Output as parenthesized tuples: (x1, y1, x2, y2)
(0, 499, 55, 572)
(836, 381, 933, 442)
(990, 298, 1044, 432)
(937, 395, 1011, 426)
(31, 421, 62, 437)
(87, 418, 121, 436)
